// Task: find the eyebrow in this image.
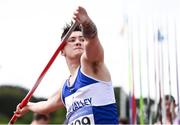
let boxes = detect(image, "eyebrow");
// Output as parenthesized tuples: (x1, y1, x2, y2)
(79, 36, 84, 38)
(69, 36, 84, 39)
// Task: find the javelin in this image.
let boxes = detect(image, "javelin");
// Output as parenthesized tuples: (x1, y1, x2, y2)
(8, 21, 79, 125)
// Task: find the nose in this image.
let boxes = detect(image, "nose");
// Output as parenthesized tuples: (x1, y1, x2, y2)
(75, 43, 82, 46)
(75, 40, 82, 46)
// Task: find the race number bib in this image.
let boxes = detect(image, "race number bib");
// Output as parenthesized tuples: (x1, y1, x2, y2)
(69, 114, 94, 125)
(68, 106, 95, 125)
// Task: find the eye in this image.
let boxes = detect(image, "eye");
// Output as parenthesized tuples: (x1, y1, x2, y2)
(68, 38, 75, 43)
(79, 37, 85, 42)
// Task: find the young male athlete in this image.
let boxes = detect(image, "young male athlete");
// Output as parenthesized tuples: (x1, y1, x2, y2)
(14, 6, 118, 124)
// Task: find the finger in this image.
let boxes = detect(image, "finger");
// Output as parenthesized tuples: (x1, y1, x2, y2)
(73, 15, 80, 23)
(14, 113, 22, 118)
(14, 110, 21, 115)
(73, 10, 78, 15)
(16, 104, 21, 111)
(14, 111, 20, 117)
(14, 110, 24, 118)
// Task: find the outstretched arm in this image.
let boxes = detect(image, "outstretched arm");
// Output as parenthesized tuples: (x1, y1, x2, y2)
(14, 90, 64, 117)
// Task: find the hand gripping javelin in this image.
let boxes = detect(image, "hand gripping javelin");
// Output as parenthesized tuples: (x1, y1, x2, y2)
(8, 21, 79, 125)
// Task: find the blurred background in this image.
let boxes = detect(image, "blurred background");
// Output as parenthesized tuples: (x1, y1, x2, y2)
(0, 0, 180, 124)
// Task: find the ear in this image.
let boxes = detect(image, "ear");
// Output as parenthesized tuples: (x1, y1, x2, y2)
(61, 50, 65, 56)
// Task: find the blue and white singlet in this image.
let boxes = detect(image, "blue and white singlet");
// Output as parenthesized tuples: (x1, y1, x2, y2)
(61, 67, 119, 124)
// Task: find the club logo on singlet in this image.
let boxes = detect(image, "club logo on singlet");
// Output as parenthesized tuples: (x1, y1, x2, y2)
(68, 98, 92, 113)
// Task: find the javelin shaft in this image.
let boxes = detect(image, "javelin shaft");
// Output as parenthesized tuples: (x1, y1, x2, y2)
(174, 19, 180, 112)
(8, 21, 79, 125)
(137, 20, 144, 125)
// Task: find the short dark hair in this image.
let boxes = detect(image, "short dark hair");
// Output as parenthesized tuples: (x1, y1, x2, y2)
(61, 21, 82, 39)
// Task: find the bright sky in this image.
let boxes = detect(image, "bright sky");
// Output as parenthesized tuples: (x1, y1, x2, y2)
(0, 0, 180, 105)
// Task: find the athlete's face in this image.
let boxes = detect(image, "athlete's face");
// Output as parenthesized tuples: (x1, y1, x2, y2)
(62, 31, 85, 59)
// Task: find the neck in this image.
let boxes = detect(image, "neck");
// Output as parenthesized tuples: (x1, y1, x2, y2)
(66, 57, 80, 76)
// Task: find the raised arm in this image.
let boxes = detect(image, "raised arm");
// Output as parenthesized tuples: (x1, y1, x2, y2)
(73, 6, 104, 64)
(73, 6, 111, 82)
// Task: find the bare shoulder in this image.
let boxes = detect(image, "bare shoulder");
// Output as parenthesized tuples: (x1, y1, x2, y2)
(81, 57, 111, 82)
